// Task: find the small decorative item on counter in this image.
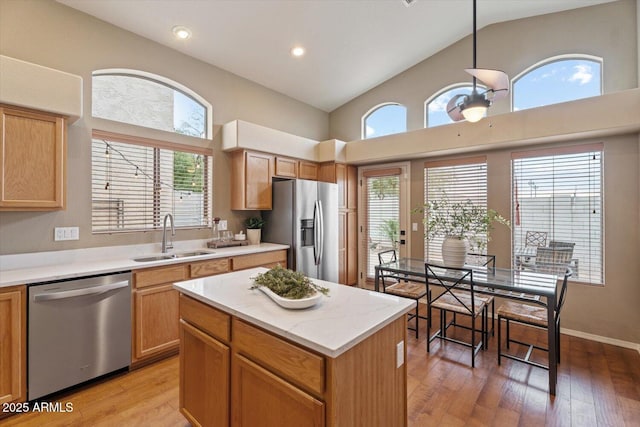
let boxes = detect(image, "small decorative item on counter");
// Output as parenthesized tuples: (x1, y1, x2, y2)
(234, 231, 246, 240)
(251, 265, 329, 298)
(245, 217, 265, 245)
(211, 217, 221, 241)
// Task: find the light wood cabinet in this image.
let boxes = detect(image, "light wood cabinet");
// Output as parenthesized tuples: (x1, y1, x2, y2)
(319, 163, 358, 285)
(230, 150, 273, 210)
(298, 161, 318, 180)
(274, 156, 298, 178)
(178, 295, 408, 427)
(0, 285, 26, 405)
(180, 320, 230, 427)
(0, 106, 66, 210)
(231, 250, 287, 271)
(232, 353, 325, 427)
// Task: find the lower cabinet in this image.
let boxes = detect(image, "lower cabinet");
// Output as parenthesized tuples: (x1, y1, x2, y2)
(232, 354, 324, 427)
(180, 320, 230, 427)
(179, 294, 407, 427)
(133, 284, 180, 363)
(0, 285, 26, 405)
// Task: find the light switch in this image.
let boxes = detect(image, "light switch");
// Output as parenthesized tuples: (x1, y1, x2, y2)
(218, 220, 227, 231)
(54, 227, 80, 241)
(412, 222, 418, 232)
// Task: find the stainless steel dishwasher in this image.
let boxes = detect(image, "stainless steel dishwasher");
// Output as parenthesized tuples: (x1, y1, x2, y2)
(28, 271, 131, 400)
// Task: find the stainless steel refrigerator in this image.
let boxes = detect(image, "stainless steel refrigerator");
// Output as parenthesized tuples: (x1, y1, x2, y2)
(262, 179, 339, 283)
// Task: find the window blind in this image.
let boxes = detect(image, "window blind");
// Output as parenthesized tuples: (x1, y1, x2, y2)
(365, 173, 400, 278)
(424, 158, 487, 261)
(91, 136, 212, 233)
(512, 144, 603, 284)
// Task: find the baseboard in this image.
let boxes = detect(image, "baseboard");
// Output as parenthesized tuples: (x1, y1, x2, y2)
(560, 328, 640, 354)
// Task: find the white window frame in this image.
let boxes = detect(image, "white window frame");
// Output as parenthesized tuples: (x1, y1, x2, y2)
(361, 102, 407, 139)
(511, 54, 603, 112)
(92, 68, 213, 140)
(511, 143, 604, 285)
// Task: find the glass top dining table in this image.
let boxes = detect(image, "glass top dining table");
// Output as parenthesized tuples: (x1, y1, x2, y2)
(374, 258, 561, 395)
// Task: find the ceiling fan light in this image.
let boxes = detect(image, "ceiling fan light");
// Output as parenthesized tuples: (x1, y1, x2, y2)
(462, 105, 486, 123)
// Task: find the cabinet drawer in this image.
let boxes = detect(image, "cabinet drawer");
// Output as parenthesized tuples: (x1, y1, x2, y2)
(134, 264, 188, 288)
(190, 258, 230, 278)
(231, 250, 287, 271)
(233, 319, 324, 397)
(180, 294, 231, 343)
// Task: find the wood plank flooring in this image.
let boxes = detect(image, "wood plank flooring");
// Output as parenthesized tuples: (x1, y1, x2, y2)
(2, 318, 639, 426)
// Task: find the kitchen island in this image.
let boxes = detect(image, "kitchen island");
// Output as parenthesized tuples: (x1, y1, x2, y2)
(174, 268, 414, 427)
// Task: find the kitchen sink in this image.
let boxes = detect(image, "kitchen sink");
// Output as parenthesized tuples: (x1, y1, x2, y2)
(132, 250, 214, 262)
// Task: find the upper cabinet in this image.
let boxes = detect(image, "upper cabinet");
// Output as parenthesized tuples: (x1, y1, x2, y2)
(298, 161, 318, 181)
(0, 106, 66, 211)
(274, 156, 298, 178)
(230, 150, 273, 210)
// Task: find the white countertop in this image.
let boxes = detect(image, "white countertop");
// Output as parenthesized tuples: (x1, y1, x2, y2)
(0, 241, 288, 287)
(174, 268, 414, 358)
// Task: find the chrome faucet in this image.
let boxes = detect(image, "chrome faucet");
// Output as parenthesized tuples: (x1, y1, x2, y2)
(162, 213, 175, 253)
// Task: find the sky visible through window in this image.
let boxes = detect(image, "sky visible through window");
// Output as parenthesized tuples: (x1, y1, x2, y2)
(363, 104, 406, 138)
(513, 59, 601, 111)
(366, 58, 602, 134)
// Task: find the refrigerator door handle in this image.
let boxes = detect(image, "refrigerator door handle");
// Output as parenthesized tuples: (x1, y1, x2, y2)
(313, 201, 321, 265)
(317, 200, 324, 266)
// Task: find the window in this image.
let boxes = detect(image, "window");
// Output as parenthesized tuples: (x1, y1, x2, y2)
(513, 56, 602, 111)
(91, 131, 212, 233)
(424, 157, 487, 261)
(425, 84, 485, 128)
(512, 144, 603, 284)
(362, 103, 406, 139)
(92, 69, 212, 139)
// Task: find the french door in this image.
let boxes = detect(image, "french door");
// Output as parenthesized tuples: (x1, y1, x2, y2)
(358, 163, 410, 286)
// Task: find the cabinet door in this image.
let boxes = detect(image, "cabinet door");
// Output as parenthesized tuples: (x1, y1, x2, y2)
(0, 107, 65, 210)
(0, 286, 26, 404)
(346, 211, 358, 285)
(180, 320, 230, 427)
(232, 354, 324, 427)
(298, 161, 318, 181)
(338, 211, 347, 285)
(346, 165, 357, 210)
(245, 151, 273, 210)
(274, 157, 298, 178)
(133, 284, 179, 362)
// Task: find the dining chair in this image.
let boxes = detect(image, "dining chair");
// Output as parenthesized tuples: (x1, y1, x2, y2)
(465, 253, 496, 336)
(497, 265, 571, 369)
(425, 263, 487, 368)
(549, 241, 578, 277)
(378, 250, 428, 338)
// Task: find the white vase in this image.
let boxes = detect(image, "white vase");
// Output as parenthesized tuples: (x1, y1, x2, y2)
(247, 229, 261, 245)
(441, 236, 469, 267)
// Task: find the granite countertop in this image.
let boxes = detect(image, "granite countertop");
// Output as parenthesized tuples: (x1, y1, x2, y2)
(0, 241, 288, 288)
(174, 268, 414, 358)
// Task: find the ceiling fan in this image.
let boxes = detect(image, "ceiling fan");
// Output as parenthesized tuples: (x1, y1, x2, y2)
(447, 0, 509, 123)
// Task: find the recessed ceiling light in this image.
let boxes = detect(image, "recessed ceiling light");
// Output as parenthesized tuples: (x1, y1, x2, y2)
(290, 46, 305, 58)
(172, 26, 192, 40)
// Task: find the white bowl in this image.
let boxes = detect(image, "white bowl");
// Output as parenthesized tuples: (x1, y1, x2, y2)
(234, 234, 246, 240)
(257, 286, 322, 310)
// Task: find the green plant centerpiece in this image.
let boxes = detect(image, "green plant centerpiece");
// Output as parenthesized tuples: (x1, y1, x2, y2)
(415, 194, 509, 267)
(250, 265, 329, 299)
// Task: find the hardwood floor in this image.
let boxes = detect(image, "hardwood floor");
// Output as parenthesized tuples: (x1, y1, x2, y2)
(3, 320, 639, 426)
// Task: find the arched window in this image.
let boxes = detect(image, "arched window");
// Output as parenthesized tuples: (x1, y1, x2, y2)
(362, 103, 406, 139)
(512, 55, 602, 111)
(425, 84, 486, 128)
(92, 69, 212, 139)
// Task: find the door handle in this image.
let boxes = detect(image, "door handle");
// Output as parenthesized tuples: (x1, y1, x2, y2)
(33, 281, 129, 301)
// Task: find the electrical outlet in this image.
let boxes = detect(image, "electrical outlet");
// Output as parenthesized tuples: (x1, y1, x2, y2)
(218, 220, 227, 231)
(396, 341, 404, 368)
(54, 227, 80, 241)
(412, 222, 418, 232)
